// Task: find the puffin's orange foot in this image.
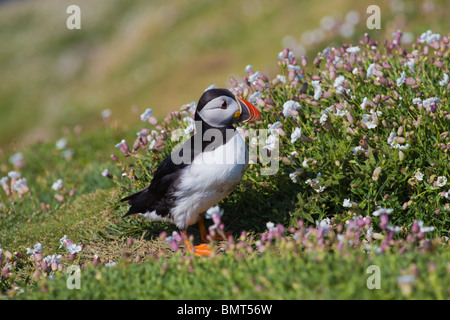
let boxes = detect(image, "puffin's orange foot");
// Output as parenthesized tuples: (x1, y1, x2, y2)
(193, 243, 212, 256)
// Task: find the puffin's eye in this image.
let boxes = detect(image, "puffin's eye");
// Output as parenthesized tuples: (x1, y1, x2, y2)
(220, 101, 228, 109)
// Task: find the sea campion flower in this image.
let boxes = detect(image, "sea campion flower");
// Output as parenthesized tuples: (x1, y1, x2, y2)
(387, 132, 409, 150)
(290, 127, 302, 144)
(343, 199, 352, 208)
(417, 220, 435, 233)
(12, 178, 29, 196)
(333, 75, 346, 94)
(439, 73, 449, 86)
(101, 109, 112, 120)
(8, 171, 21, 179)
(101, 169, 113, 178)
(27, 243, 43, 255)
(372, 208, 393, 216)
(306, 173, 325, 193)
(361, 114, 378, 129)
(55, 138, 68, 150)
(59, 235, 82, 256)
(366, 63, 375, 78)
(360, 97, 369, 110)
(266, 222, 276, 230)
(51, 179, 63, 191)
(205, 206, 224, 220)
(315, 218, 332, 235)
(319, 113, 328, 125)
(436, 176, 447, 188)
(418, 30, 441, 45)
(115, 139, 129, 153)
(183, 117, 195, 134)
(311, 80, 322, 100)
(396, 71, 406, 86)
(9, 152, 25, 168)
(414, 171, 424, 181)
(282, 100, 301, 117)
(140, 108, 153, 122)
(346, 46, 360, 54)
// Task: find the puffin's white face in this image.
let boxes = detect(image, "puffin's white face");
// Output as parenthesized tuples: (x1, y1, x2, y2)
(197, 95, 242, 128)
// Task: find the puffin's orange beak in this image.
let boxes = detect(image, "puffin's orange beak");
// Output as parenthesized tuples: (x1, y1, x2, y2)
(236, 97, 261, 122)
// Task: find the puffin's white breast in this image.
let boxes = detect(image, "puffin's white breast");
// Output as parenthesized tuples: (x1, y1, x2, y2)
(170, 132, 248, 230)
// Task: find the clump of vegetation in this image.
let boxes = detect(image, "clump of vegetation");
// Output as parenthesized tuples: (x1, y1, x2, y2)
(1, 30, 449, 299)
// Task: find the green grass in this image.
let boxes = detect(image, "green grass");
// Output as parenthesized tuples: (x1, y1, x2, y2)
(12, 245, 450, 300)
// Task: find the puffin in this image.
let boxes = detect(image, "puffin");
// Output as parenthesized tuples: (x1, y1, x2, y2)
(120, 88, 261, 255)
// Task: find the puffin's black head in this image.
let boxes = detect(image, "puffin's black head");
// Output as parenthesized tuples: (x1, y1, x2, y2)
(195, 88, 261, 128)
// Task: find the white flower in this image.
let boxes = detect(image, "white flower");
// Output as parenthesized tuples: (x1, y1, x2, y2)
(66, 243, 82, 255)
(26, 243, 43, 255)
(101, 169, 110, 177)
(333, 76, 348, 95)
(248, 71, 260, 83)
(417, 220, 434, 233)
(343, 199, 352, 208)
(182, 117, 195, 134)
(396, 71, 406, 87)
(422, 97, 440, 108)
(352, 146, 367, 155)
(418, 30, 441, 45)
(311, 80, 322, 100)
(51, 179, 63, 191)
(140, 108, 153, 122)
(282, 100, 301, 117)
(244, 65, 253, 73)
(290, 127, 302, 144)
(372, 208, 393, 216)
(306, 174, 325, 193)
(115, 139, 127, 149)
(360, 97, 369, 110)
(101, 109, 112, 119)
(44, 255, 62, 263)
(319, 113, 328, 125)
(387, 132, 409, 150)
(289, 172, 298, 183)
(267, 122, 282, 134)
(55, 138, 68, 150)
(366, 63, 376, 78)
(412, 98, 422, 105)
(263, 134, 278, 152)
(439, 73, 449, 86)
(404, 58, 415, 72)
(12, 178, 28, 193)
(248, 91, 261, 103)
(8, 171, 21, 179)
(315, 218, 331, 235)
(361, 114, 377, 129)
(436, 176, 447, 188)
(276, 75, 286, 84)
(346, 46, 360, 54)
(414, 171, 424, 181)
(334, 75, 345, 87)
(386, 225, 401, 233)
(105, 261, 116, 267)
(266, 222, 276, 230)
(0, 176, 8, 185)
(205, 206, 224, 219)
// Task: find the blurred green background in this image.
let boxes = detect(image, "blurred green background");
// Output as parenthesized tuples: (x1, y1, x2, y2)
(0, 0, 448, 149)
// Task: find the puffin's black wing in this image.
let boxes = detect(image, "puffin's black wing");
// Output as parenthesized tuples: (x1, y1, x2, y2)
(120, 150, 187, 217)
(120, 122, 235, 218)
